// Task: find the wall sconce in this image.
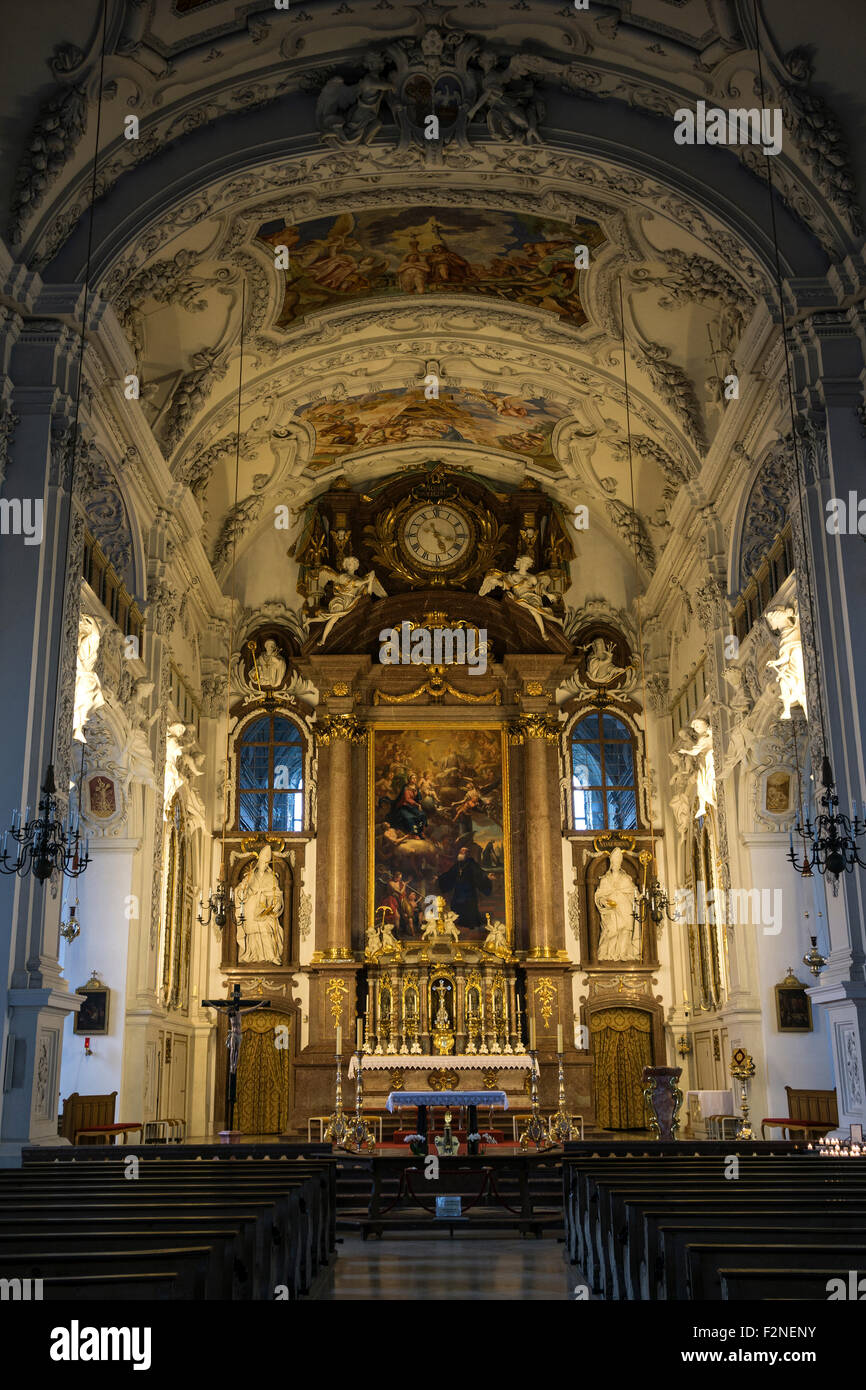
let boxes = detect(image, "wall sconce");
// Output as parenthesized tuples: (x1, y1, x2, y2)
(677, 1034, 692, 1059)
(83, 1036, 93, 1057)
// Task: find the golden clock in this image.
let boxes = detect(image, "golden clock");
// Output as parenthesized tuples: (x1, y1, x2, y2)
(399, 503, 472, 573)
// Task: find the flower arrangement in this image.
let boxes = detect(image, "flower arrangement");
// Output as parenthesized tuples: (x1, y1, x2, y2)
(403, 1132, 427, 1156)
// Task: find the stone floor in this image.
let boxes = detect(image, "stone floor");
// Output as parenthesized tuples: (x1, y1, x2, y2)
(316, 1233, 578, 1300)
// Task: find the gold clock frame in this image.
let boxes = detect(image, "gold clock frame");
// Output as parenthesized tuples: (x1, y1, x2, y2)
(365, 485, 504, 589)
(397, 500, 475, 576)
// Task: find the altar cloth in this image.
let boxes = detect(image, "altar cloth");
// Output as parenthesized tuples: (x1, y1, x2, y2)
(349, 1054, 531, 1077)
(386, 1091, 508, 1111)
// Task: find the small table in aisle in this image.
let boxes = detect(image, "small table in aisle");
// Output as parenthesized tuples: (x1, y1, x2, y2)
(386, 1090, 508, 1145)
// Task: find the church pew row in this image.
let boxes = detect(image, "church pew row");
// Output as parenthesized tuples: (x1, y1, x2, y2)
(0, 1158, 335, 1300)
(12, 1155, 337, 1270)
(567, 1157, 866, 1298)
(588, 1168, 866, 1298)
(562, 1155, 866, 1300)
(3, 1169, 323, 1297)
(22, 1146, 338, 1263)
(564, 1156, 866, 1282)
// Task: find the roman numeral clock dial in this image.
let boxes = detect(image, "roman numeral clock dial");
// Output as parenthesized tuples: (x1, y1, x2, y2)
(400, 503, 471, 573)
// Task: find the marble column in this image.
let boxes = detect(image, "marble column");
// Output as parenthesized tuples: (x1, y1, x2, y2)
(0, 317, 87, 1160)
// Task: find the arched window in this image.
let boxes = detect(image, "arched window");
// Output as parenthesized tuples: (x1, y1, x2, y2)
(161, 795, 191, 1011)
(237, 713, 304, 833)
(571, 711, 637, 831)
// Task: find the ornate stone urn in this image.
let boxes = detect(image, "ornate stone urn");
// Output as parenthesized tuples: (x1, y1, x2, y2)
(641, 1065, 683, 1140)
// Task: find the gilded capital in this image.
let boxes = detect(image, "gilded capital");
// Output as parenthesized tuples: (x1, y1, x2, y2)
(315, 713, 367, 745)
(508, 712, 560, 744)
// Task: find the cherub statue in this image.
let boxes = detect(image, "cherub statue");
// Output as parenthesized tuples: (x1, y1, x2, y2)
(479, 555, 563, 637)
(421, 896, 461, 944)
(482, 912, 510, 955)
(308, 555, 386, 644)
(581, 636, 630, 686)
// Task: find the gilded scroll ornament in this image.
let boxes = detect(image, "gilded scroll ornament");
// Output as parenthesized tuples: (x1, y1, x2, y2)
(326, 976, 349, 1027)
(374, 665, 501, 705)
(534, 976, 557, 1028)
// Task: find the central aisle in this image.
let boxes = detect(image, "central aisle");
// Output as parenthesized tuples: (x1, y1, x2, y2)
(317, 1235, 575, 1300)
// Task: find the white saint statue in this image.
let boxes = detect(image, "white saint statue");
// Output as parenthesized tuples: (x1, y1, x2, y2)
(73, 615, 105, 743)
(235, 844, 284, 963)
(582, 636, 629, 685)
(682, 717, 716, 818)
(255, 638, 286, 690)
(595, 848, 640, 960)
(309, 556, 386, 645)
(765, 607, 807, 719)
(479, 555, 563, 637)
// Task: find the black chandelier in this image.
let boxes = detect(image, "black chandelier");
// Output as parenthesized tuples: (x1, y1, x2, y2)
(0, 764, 90, 883)
(787, 756, 866, 895)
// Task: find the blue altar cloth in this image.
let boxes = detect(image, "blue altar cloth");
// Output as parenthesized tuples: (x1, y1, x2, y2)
(386, 1091, 508, 1111)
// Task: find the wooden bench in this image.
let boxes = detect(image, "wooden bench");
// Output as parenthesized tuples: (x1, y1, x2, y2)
(72, 1121, 144, 1145)
(0, 1156, 336, 1300)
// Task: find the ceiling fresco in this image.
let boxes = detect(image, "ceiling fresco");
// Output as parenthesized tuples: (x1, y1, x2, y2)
(256, 207, 606, 331)
(296, 386, 570, 471)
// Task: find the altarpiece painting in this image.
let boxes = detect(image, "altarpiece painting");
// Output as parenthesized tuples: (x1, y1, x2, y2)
(369, 724, 512, 945)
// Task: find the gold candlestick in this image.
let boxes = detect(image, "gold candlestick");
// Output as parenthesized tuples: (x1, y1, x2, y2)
(548, 1050, 577, 1143)
(518, 1050, 552, 1150)
(324, 1045, 351, 1145)
(344, 1049, 375, 1152)
(730, 1046, 756, 1140)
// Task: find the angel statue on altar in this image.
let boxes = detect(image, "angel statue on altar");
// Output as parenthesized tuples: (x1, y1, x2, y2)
(595, 847, 640, 961)
(235, 844, 284, 963)
(479, 555, 563, 637)
(308, 554, 386, 644)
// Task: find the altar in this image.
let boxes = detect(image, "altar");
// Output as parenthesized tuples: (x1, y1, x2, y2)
(349, 1053, 533, 1117)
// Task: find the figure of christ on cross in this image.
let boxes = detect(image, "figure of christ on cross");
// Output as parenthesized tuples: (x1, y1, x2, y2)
(201, 982, 271, 1135)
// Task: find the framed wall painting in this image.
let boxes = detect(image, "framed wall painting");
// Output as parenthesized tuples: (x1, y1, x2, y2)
(369, 723, 512, 944)
(73, 971, 110, 1035)
(775, 968, 813, 1033)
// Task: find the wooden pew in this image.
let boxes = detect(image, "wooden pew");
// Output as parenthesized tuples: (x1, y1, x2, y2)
(0, 1246, 212, 1299)
(719, 1267, 851, 1300)
(0, 1227, 245, 1300)
(688, 1241, 866, 1300)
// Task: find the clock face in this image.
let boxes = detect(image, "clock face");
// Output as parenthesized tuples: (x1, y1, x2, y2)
(401, 503, 472, 571)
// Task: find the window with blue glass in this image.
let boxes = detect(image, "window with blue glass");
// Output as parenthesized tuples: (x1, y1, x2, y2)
(237, 714, 304, 833)
(571, 711, 637, 831)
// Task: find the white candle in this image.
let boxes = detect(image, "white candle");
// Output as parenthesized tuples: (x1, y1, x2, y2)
(529, 1016, 536, 1052)
(336, 1024, 342, 1054)
(356, 1016, 363, 1050)
(557, 1024, 563, 1053)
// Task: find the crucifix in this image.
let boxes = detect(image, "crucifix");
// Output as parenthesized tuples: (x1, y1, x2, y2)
(202, 982, 271, 1134)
